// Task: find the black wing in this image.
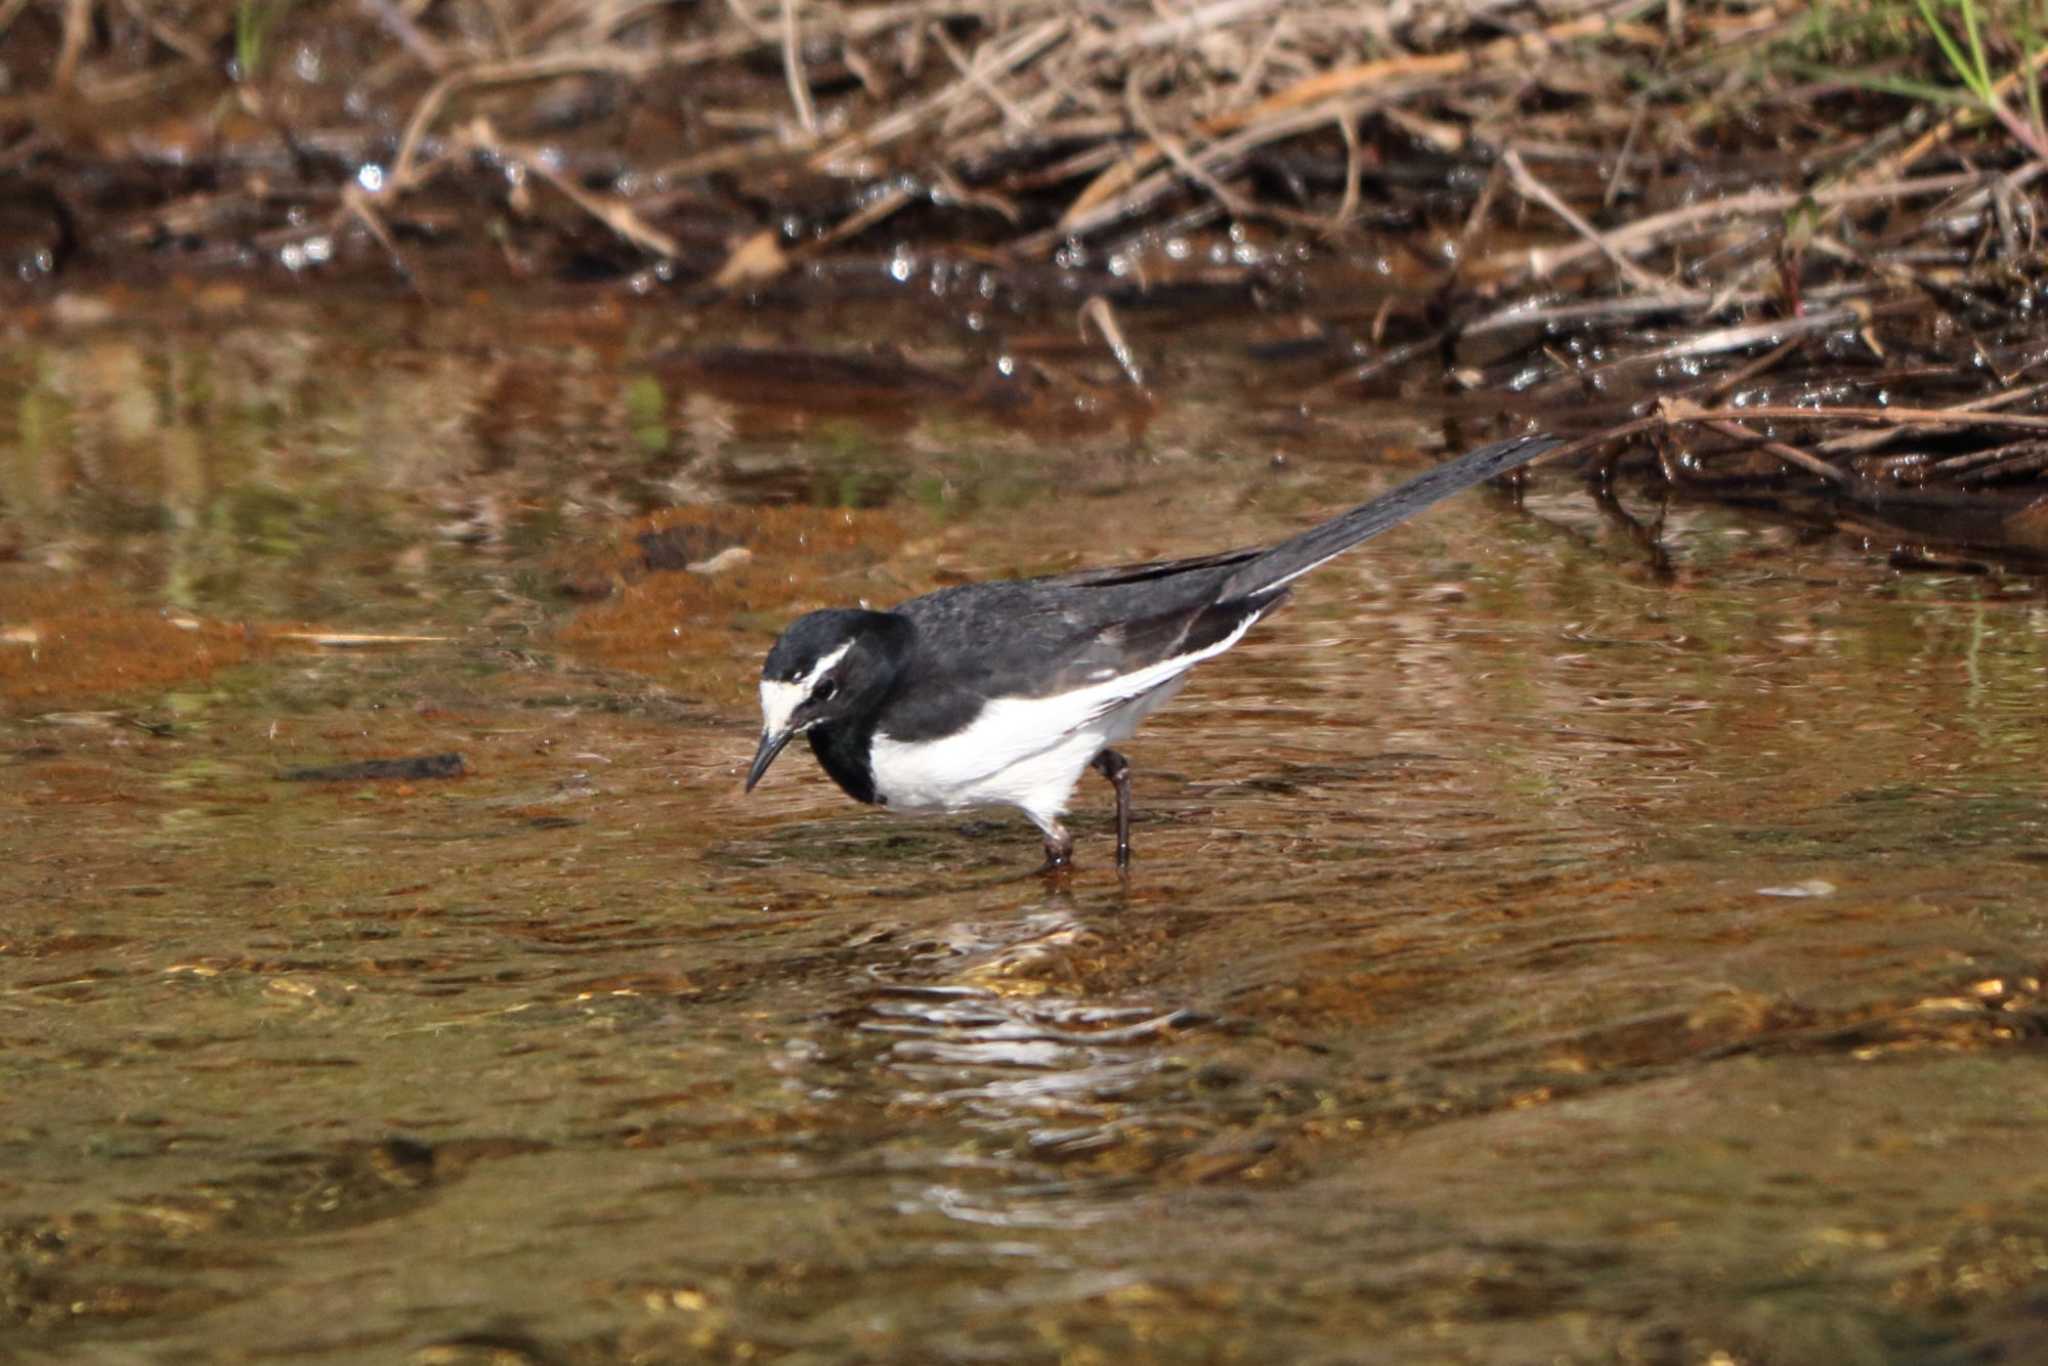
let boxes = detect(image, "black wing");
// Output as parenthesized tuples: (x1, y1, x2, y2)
(1025, 545, 1262, 589)
(886, 434, 1557, 733)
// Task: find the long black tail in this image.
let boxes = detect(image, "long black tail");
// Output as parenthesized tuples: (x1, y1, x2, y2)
(1222, 434, 1561, 600)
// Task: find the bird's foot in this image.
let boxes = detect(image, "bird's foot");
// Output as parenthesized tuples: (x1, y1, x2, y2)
(1037, 823, 1075, 878)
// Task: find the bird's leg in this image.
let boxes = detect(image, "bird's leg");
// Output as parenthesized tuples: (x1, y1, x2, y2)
(1091, 748, 1133, 870)
(1038, 819, 1075, 875)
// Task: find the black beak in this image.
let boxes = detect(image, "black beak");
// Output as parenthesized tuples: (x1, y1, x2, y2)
(744, 726, 796, 793)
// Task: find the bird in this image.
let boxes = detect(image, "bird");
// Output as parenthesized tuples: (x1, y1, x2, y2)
(743, 433, 1561, 871)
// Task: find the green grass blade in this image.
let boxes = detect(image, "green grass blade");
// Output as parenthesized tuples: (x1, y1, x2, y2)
(1791, 61, 1980, 109)
(1916, 0, 1992, 100)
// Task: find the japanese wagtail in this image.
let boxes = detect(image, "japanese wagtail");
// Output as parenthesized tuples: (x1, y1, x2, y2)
(744, 433, 1561, 870)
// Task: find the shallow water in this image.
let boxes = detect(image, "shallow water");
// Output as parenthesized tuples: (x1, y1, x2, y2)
(4, 288, 2047, 1363)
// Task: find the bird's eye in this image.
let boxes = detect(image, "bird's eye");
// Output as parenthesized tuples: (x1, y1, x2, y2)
(813, 679, 839, 703)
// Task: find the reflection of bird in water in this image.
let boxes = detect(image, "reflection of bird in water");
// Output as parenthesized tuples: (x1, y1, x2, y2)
(842, 904, 1199, 1224)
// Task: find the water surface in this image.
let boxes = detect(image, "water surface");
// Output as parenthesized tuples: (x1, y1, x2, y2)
(4, 288, 2047, 1362)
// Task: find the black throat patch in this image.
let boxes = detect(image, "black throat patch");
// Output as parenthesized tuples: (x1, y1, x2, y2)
(806, 716, 880, 805)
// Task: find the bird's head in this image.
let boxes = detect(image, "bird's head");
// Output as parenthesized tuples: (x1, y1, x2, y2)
(744, 608, 906, 792)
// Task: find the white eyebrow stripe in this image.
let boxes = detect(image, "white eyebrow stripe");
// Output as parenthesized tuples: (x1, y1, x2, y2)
(758, 640, 853, 737)
(800, 641, 853, 690)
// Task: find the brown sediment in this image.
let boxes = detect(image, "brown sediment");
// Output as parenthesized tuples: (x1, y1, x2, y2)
(551, 503, 910, 706)
(0, 580, 264, 710)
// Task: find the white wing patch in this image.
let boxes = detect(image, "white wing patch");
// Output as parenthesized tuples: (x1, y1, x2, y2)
(759, 640, 852, 737)
(868, 608, 1261, 830)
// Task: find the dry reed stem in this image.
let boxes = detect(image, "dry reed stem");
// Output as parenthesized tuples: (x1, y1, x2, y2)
(53, 0, 92, 88)
(360, 0, 450, 73)
(809, 182, 915, 247)
(1661, 398, 2048, 436)
(932, 24, 1035, 134)
(1502, 148, 1704, 304)
(780, 0, 818, 135)
(340, 182, 412, 277)
(808, 16, 1069, 172)
(453, 118, 683, 258)
(114, 0, 213, 67)
(1016, 93, 1393, 251)
(1059, 10, 1631, 230)
(1078, 296, 1144, 388)
(1125, 66, 1254, 221)
(1481, 172, 1997, 280)
(1858, 42, 2048, 183)
(392, 35, 767, 189)
(1564, 396, 2048, 494)
(1466, 276, 1875, 339)
(1704, 336, 1805, 401)
(1928, 439, 2048, 477)
(1819, 379, 2048, 456)
(1702, 419, 1856, 487)
(1330, 103, 1364, 231)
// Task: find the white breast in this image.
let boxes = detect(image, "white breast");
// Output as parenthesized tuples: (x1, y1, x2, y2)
(867, 610, 1258, 834)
